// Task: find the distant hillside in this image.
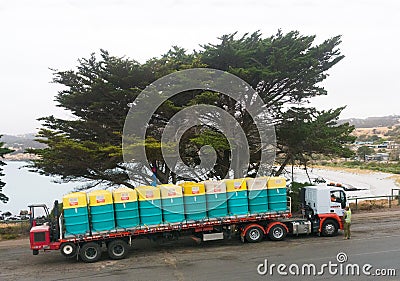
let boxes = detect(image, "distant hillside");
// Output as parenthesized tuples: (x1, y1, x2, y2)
(339, 115, 400, 128)
(0, 134, 45, 154)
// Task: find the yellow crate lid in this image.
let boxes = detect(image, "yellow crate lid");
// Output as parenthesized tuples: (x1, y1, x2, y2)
(113, 187, 137, 203)
(203, 180, 227, 194)
(158, 184, 183, 199)
(224, 178, 247, 192)
(62, 192, 88, 209)
(246, 177, 268, 191)
(136, 186, 161, 201)
(267, 177, 286, 189)
(179, 182, 205, 196)
(88, 190, 113, 206)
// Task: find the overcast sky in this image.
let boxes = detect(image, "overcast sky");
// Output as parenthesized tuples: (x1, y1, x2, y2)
(1, 0, 399, 135)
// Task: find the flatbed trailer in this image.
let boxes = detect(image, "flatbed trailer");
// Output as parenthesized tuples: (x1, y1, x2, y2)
(29, 184, 346, 262)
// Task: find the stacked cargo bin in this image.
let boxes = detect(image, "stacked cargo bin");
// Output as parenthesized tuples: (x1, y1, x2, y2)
(225, 179, 249, 216)
(246, 177, 269, 214)
(136, 186, 163, 226)
(158, 184, 185, 224)
(62, 192, 90, 237)
(267, 177, 287, 211)
(88, 190, 116, 233)
(112, 187, 140, 230)
(180, 182, 207, 221)
(204, 180, 228, 218)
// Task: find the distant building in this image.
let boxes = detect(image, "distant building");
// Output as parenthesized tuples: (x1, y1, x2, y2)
(365, 153, 390, 162)
(387, 141, 400, 150)
(355, 141, 374, 145)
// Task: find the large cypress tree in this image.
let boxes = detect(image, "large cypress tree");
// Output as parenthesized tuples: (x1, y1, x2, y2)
(28, 31, 355, 187)
(0, 136, 14, 203)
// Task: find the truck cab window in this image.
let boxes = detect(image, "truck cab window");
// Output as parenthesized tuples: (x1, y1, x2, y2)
(330, 191, 342, 203)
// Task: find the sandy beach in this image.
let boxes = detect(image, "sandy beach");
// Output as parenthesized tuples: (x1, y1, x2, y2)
(284, 166, 400, 199)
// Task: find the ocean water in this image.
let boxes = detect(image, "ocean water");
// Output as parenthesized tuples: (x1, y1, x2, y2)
(0, 161, 77, 215)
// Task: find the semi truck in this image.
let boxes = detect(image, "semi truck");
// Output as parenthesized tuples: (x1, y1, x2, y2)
(28, 177, 348, 263)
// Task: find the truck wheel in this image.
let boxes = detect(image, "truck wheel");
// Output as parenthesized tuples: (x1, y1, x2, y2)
(80, 242, 102, 263)
(268, 224, 287, 241)
(107, 239, 129, 260)
(245, 226, 264, 243)
(60, 242, 77, 258)
(321, 220, 338, 237)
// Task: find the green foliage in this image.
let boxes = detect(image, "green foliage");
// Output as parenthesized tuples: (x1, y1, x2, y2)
(357, 146, 374, 161)
(384, 125, 400, 142)
(289, 182, 312, 212)
(275, 107, 355, 175)
(201, 31, 344, 107)
(0, 136, 14, 203)
(28, 31, 354, 187)
(357, 134, 382, 143)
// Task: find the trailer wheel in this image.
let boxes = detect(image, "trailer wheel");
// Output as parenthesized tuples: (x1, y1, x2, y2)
(107, 239, 129, 260)
(268, 224, 287, 241)
(245, 226, 264, 243)
(80, 242, 102, 263)
(60, 242, 77, 258)
(321, 220, 338, 237)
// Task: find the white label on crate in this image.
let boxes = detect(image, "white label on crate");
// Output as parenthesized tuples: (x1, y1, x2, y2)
(214, 186, 222, 192)
(121, 193, 129, 201)
(146, 190, 154, 198)
(168, 188, 177, 196)
(192, 186, 200, 194)
(69, 197, 78, 206)
(96, 195, 105, 203)
(234, 182, 242, 189)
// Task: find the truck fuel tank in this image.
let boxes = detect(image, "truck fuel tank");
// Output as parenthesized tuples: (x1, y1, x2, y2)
(292, 221, 312, 235)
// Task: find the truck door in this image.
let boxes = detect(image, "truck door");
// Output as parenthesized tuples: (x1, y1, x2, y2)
(329, 190, 345, 216)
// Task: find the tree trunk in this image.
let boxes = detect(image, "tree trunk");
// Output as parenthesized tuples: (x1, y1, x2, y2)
(291, 159, 294, 187)
(304, 161, 311, 184)
(275, 155, 291, 176)
(171, 172, 177, 184)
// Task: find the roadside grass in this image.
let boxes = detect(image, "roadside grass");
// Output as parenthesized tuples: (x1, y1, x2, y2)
(350, 199, 400, 211)
(0, 221, 30, 240)
(318, 161, 400, 176)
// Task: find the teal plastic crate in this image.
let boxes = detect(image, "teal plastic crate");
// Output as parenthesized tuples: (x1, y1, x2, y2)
(206, 193, 228, 218)
(139, 199, 163, 225)
(227, 191, 248, 216)
(114, 201, 140, 229)
(90, 204, 115, 233)
(184, 195, 207, 221)
(64, 207, 90, 237)
(248, 189, 269, 214)
(161, 197, 185, 223)
(268, 188, 287, 211)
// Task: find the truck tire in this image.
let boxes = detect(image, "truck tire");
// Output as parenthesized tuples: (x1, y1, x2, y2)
(245, 226, 264, 243)
(60, 242, 77, 258)
(80, 242, 102, 263)
(107, 239, 129, 260)
(321, 220, 338, 237)
(268, 224, 287, 241)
